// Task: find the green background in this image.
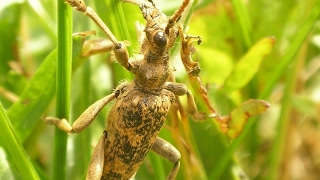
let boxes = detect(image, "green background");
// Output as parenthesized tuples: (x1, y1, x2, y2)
(0, 0, 319, 179)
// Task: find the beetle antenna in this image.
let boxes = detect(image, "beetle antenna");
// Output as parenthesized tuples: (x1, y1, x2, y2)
(165, 0, 190, 33)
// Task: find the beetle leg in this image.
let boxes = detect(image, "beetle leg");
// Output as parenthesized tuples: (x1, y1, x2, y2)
(81, 38, 114, 57)
(165, 0, 190, 33)
(65, 0, 131, 71)
(163, 82, 207, 121)
(45, 93, 116, 133)
(151, 137, 181, 180)
(86, 131, 107, 180)
(120, 0, 153, 6)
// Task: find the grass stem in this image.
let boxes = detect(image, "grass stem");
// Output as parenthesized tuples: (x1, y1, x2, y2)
(52, 0, 73, 179)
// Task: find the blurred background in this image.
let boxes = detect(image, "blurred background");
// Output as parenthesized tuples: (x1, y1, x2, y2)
(0, 0, 319, 179)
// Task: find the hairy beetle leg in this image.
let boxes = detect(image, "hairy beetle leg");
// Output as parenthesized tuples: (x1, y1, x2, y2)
(44, 93, 116, 133)
(163, 82, 207, 121)
(151, 137, 181, 180)
(120, 0, 153, 6)
(65, 0, 131, 71)
(86, 131, 107, 180)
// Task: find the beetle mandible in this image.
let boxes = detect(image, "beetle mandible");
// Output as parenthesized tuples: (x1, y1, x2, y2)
(45, 0, 207, 179)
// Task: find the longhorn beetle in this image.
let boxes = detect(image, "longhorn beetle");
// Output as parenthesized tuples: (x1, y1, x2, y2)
(45, 0, 208, 179)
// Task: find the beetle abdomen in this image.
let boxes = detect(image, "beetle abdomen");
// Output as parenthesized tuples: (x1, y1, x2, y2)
(102, 86, 175, 179)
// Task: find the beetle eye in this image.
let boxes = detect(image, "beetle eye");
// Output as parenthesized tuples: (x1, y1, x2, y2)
(153, 31, 167, 47)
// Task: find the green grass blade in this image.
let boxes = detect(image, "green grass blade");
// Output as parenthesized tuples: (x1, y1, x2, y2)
(264, 3, 320, 178)
(0, 101, 40, 179)
(230, 0, 253, 48)
(182, 0, 199, 28)
(265, 38, 301, 180)
(209, 5, 320, 180)
(260, 8, 320, 99)
(0, 2, 21, 94)
(148, 152, 166, 180)
(102, 0, 132, 51)
(52, 0, 73, 179)
(7, 50, 56, 142)
(26, 0, 57, 42)
(6, 34, 84, 144)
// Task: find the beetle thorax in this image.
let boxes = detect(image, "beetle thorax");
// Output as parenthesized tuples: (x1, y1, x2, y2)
(133, 51, 171, 93)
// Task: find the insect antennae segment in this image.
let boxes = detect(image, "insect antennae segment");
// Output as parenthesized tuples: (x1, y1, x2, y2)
(165, 0, 190, 33)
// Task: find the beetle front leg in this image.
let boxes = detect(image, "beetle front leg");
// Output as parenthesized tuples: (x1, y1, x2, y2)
(163, 82, 207, 121)
(151, 137, 181, 180)
(65, 0, 131, 71)
(45, 93, 116, 133)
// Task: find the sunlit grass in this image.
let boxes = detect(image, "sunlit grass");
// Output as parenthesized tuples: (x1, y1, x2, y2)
(0, 0, 319, 179)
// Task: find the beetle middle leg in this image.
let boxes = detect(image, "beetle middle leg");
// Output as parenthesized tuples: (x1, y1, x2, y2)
(163, 82, 207, 121)
(151, 137, 181, 180)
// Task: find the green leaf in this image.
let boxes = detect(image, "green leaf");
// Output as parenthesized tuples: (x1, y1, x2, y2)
(227, 99, 270, 138)
(222, 37, 276, 93)
(6, 35, 84, 143)
(0, 2, 21, 82)
(209, 4, 320, 179)
(230, 0, 253, 49)
(0, 101, 40, 179)
(7, 50, 57, 142)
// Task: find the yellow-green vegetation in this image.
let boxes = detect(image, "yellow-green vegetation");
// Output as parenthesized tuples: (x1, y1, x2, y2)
(0, 0, 319, 179)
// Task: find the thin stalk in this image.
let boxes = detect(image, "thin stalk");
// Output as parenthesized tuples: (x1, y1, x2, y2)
(53, 0, 72, 179)
(0, 102, 40, 179)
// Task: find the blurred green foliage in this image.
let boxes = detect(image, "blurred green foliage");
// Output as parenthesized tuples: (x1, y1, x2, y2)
(0, 0, 319, 180)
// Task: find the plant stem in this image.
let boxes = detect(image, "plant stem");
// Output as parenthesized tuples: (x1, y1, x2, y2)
(53, 0, 72, 179)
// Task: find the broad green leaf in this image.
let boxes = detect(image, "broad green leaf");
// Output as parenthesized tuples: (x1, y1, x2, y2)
(222, 37, 276, 93)
(227, 99, 270, 138)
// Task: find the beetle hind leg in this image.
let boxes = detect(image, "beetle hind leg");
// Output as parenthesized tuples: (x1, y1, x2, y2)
(151, 137, 181, 180)
(85, 131, 107, 180)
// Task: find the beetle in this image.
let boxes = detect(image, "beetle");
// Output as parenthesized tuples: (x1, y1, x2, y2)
(45, 0, 207, 179)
